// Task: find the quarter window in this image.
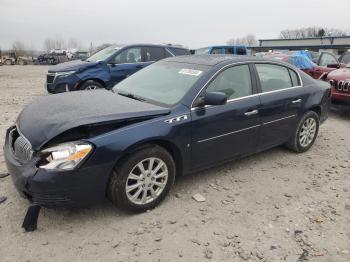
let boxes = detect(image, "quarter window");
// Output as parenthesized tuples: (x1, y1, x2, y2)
(289, 69, 300, 86)
(112, 48, 142, 64)
(206, 65, 252, 100)
(256, 64, 293, 92)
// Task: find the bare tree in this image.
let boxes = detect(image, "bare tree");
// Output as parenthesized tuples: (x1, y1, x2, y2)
(227, 34, 258, 47)
(279, 27, 347, 39)
(67, 38, 84, 50)
(43, 36, 66, 52)
(12, 40, 27, 56)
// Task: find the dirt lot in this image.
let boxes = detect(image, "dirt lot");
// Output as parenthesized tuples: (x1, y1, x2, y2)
(0, 65, 349, 262)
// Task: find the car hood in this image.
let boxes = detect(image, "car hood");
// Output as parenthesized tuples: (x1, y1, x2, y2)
(48, 60, 98, 73)
(17, 90, 170, 150)
(327, 67, 350, 81)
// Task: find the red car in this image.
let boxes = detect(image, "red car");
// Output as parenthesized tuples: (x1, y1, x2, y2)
(327, 64, 350, 105)
(265, 51, 345, 80)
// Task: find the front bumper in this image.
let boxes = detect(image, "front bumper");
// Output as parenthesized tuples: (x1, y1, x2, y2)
(331, 89, 350, 106)
(3, 128, 110, 208)
(46, 73, 81, 94)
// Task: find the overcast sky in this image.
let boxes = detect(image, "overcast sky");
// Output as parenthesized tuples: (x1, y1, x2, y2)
(0, 0, 349, 50)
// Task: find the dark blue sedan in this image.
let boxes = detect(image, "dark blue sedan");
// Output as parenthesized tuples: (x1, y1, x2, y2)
(4, 55, 330, 225)
(46, 44, 190, 93)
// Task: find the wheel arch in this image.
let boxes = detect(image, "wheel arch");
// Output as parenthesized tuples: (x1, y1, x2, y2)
(308, 105, 321, 118)
(77, 78, 106, 90)
(116, 139, 184, 177)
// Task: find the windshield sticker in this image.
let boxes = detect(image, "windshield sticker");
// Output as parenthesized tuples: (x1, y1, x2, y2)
(179, 69, 202, 76)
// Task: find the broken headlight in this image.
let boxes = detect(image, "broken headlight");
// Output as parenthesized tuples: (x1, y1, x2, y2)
(39, 142, 93, 170)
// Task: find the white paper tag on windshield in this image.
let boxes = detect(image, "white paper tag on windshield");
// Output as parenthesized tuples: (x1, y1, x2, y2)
(179, 69, 202, 76)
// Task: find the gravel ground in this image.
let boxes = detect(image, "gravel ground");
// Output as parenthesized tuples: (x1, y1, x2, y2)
(0, 65, 349, 262)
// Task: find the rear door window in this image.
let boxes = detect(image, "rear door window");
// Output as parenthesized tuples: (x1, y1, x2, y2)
(236, 47, 247, 55)
(255, 64, 293, 92)
(224, 48, 234, 54)
(143, 47, 169, 62)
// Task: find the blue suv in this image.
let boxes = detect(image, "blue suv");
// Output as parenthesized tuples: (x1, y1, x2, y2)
(46, 44, 190, 93)
(194, 45, 248, 55)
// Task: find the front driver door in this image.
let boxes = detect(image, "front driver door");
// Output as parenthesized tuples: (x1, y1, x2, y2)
(108, 47, 144, 86)
(191, 64, 261, 170)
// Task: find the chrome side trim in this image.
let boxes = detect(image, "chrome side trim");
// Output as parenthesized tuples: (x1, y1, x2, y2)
(197, 124, 260, 143)
(262, 114, 297, 125)
(191, 84, 302, 112)
(191, 60, 303, 110)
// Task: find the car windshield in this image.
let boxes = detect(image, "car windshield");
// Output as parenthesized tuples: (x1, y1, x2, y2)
(86, 45, 122, 62)
(113, 62, 207, 106)
(194, 47, 210, 55)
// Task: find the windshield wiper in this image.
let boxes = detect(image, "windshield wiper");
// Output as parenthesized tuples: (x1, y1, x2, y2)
(117, 91, 146, 102)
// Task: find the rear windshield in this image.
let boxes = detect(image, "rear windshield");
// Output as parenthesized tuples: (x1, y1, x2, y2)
(171, 48, 190, 56)
(194, 47, 210, 55)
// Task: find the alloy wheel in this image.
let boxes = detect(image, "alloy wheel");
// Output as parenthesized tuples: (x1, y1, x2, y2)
(299, 118, 316, 147)
(125, 157, 168, 205)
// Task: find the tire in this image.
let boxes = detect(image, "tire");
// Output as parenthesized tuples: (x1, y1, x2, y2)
(108, 144, 176, 213)
(80, 80, 104, 91)
(18, 60, 26, 65)
(286, 111, 319, 153)
(4, 59, 12, 65)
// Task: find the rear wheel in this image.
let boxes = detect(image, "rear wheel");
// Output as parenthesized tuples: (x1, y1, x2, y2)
(4, 59, 12, 65)
(286, 111, 319, 153)
(108, 144, 176, 212)
(80, 80, 104, 91)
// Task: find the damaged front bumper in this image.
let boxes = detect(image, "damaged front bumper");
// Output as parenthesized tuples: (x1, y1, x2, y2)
(3, 128, 109, 209)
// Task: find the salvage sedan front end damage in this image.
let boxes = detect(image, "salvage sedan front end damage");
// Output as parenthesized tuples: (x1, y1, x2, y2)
(4, 90, 172, 230)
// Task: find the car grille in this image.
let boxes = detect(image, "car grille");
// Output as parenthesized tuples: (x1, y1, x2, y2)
(10, 128, 33, 162)
(47, 73, 56, 84)
(330, 79, 350, 93)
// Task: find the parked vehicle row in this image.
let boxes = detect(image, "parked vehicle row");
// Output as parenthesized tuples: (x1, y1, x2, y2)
(262, 50, 350, 106)
(46, 44, 191, 93)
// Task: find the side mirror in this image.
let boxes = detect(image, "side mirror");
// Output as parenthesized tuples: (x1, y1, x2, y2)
(194, 91, 227, 107)
(327, 63, 340, 69)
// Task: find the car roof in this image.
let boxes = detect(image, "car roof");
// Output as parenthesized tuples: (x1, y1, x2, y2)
(112, 43, 188, 50)
(163, 54, 290, 67)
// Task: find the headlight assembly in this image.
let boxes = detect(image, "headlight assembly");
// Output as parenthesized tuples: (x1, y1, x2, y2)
(56, 71, 76, 77)
(39, 142, 93, 170)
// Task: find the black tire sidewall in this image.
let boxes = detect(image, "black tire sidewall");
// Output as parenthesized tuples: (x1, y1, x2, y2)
(108, 145, 176, 213)
(294, 111, 319, 152)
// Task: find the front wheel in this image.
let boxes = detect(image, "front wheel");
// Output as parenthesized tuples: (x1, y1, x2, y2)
(286, 111, 319, 153)
(108, 144, 176, 212)
(80, 80, 104, 91)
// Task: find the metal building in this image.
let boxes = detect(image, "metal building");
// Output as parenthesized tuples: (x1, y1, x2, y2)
(251, 36, 350, 55)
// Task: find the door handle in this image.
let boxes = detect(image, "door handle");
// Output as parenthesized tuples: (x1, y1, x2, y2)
(244, 109, 259, 116)
(292, 99, 302, 104)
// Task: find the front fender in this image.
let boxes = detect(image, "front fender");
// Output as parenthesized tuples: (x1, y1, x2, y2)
(86, 112, 192, 182)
